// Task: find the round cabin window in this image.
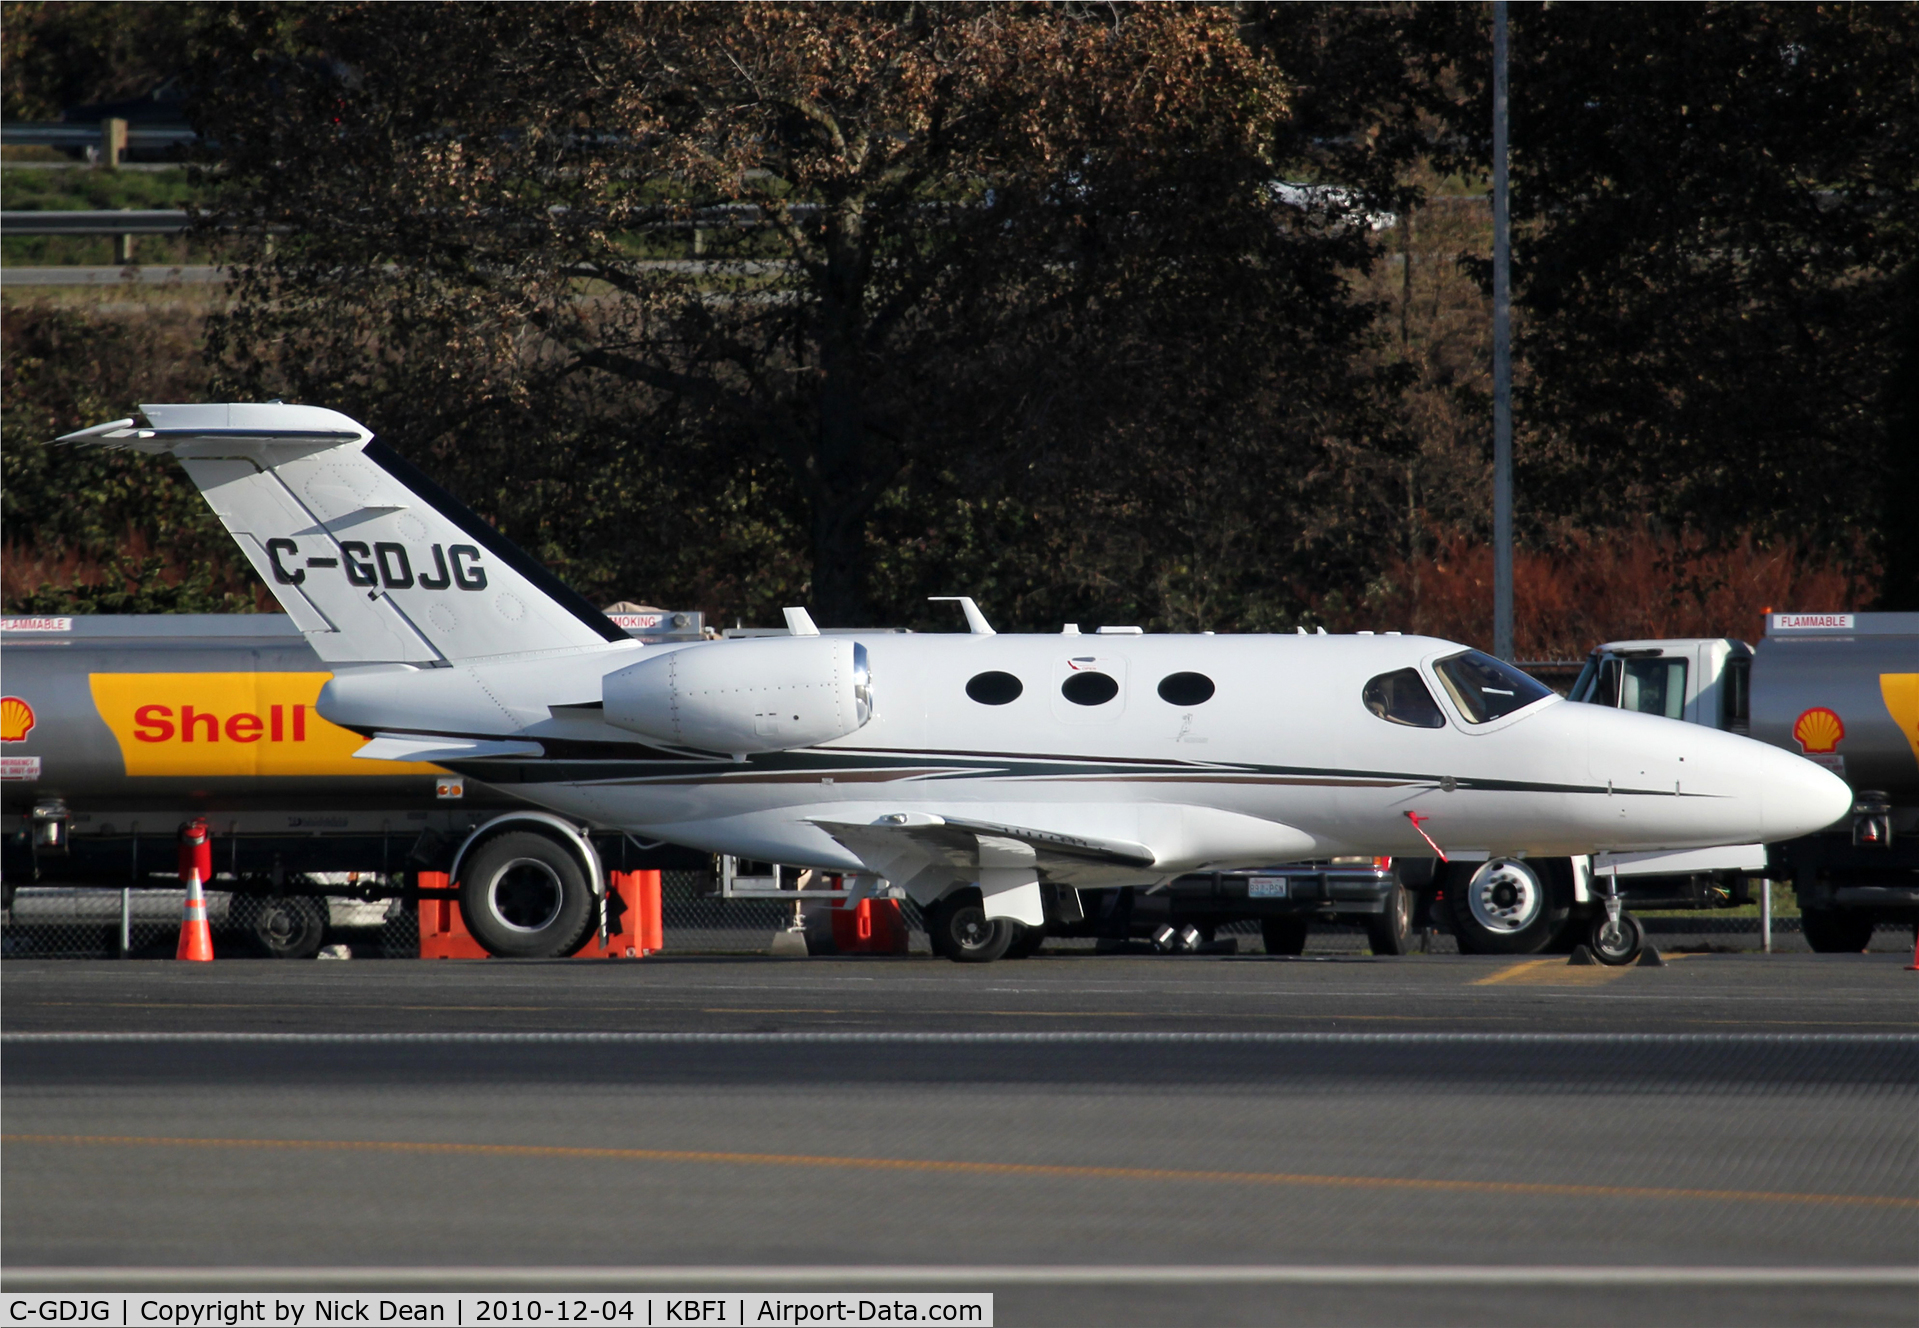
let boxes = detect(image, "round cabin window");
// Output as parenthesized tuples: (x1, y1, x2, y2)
(1060, 671, 1120, 706)
(1156, 672, 1216, 706)
(965, 671, 1024, 705)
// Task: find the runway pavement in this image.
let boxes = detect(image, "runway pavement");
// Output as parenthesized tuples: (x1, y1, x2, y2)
(5, 952, 1916, 1326)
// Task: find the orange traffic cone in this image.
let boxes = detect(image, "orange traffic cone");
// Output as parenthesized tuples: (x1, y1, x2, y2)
(176, 866, 214, 962)
(1906, 925, 1918, 972)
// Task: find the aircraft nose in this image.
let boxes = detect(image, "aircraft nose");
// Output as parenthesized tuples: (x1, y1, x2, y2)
(1760, 748, 1853, 841)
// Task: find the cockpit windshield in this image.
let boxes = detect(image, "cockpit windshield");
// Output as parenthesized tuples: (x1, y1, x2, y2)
(1433, 650, 1554, 724)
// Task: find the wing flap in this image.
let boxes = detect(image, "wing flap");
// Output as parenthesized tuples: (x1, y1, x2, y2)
(807, 812, 1160, 903)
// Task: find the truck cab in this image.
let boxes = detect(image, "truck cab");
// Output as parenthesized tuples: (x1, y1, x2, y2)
(1568, 637, 1752, 732)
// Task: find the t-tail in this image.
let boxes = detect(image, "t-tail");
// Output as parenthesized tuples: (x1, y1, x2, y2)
(61, 403, 628, 664)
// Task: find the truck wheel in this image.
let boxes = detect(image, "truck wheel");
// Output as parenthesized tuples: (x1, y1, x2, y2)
(236, 894, 328, 959)
(1447, 858, 1570, 955)
(1588, 911, 1645, 965)
(1261, 917, 1309, 956)
(1005, 923, 1048, 959)
(925, 889, 1015, 963)
(1365, 879, 1415, 956)
(458, 832, 596, 958)
(1800, 907, 1874, 954)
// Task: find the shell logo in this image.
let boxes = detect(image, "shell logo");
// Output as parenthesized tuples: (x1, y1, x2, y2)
(0, 696, 33, 742)
(1792, 706, 1845, 755)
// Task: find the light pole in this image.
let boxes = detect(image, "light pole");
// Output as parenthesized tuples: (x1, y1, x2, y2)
(1492, 0, 1514, 661)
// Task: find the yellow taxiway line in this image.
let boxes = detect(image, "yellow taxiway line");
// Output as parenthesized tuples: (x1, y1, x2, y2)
(6, 1133, 1914, 1211)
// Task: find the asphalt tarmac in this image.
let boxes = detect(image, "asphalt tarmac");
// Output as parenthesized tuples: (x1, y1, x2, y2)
(5, 952, 1917, 1327)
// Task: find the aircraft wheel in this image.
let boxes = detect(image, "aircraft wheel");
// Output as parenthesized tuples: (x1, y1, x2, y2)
(1588, 910, 1645, 965)
(1365, 878, 1415, 956)
(1800, 906, 1874, 954)
(1447, 858, 1570, 955)
(926, 889, 1016, 963)
(236, 894, 328, 959)
(458, 832, 596, 958)
(1005, 923, 1048, 959)
(1261, 917, 1309, 956)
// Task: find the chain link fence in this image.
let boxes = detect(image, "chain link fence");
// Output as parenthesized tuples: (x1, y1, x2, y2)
(4, 876, 1913, 958)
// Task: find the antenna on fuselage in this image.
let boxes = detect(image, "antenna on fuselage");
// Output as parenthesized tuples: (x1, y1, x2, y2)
(929, 597, 995, 636)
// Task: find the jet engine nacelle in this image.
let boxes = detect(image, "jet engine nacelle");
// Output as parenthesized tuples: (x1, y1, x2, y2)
(603, 637, 872, 755)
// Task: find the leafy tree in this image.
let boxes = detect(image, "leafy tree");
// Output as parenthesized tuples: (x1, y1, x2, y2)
(1432, 2, 1917, 593)
(188, 2, 1407, 627)
(0, 303, 261, 613)
(0, 1, 218, 121)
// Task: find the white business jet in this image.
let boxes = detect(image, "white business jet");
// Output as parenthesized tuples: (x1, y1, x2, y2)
(66, 404, 1851, 959)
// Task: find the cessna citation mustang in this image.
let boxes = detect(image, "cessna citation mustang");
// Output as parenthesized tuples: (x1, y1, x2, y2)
(66, 404, 1852, 960)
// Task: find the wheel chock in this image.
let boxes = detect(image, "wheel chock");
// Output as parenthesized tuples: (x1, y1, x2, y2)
(1567, 944, 1597, 965)
(1637, 944, 1666, 967)
(769, 927, 809, 957)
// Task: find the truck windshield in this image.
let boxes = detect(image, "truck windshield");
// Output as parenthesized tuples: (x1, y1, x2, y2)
(1569, 654, 1600, 703)
(1622, 657, 1687, 719)
(1433, 651, 1554, 723)
(1570, 653, 1688, 719)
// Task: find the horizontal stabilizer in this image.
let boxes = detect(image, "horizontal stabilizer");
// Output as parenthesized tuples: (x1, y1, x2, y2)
(60, 402, 630, 665)
(59, 405, 369, 455)
(353, 733, 545, 762)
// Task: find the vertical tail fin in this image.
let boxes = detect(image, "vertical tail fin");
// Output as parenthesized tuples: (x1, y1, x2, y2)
(62, 403, 626, 664)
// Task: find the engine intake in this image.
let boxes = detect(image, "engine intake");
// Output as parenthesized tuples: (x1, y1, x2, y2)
(603, 637, 872, 754)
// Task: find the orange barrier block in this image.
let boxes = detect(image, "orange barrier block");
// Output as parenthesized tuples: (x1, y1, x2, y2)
(831, 897, 910, 955)
(416, 872, 489, 959)
(576, 870, 652, 959)
(417, 868, 662, 960)
(635, 869, 664, 956)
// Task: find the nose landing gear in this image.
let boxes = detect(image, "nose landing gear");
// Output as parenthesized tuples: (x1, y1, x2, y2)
(1588, 871, 1645, 965)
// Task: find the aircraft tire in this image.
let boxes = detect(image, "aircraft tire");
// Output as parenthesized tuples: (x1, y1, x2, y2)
(458, 831, 597, 958)
(1260, 917, 1309, 956)
(926, 889, 1016, 963)
(1588, 910, 1645, 965)
(1800, 906, 1874, 954)
(234, 893, 328, 960)
(1004, 923, 1048, 959)
(1446, 857, 1571, 955)
(1365, 878, 1415, 956)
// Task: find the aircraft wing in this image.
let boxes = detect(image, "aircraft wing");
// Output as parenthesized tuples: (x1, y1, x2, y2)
(807, 812, 1159, 925)
(354, 732, 544, 762)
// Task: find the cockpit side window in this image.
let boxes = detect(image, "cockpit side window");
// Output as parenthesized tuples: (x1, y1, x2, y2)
(1362, 668, 1447, 728)
(1433, 650, 1554, 723)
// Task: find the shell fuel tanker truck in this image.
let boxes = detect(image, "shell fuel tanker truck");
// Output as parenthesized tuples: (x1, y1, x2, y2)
(1, 611, 704, 957)
(1570, 612, 1919, 951)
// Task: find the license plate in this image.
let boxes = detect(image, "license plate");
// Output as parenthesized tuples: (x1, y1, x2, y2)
(1248, 876, 1289, 898)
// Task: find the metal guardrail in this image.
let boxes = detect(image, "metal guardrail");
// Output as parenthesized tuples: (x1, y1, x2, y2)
(2, 121, 198, 151)
(0, 210, 189, 235)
